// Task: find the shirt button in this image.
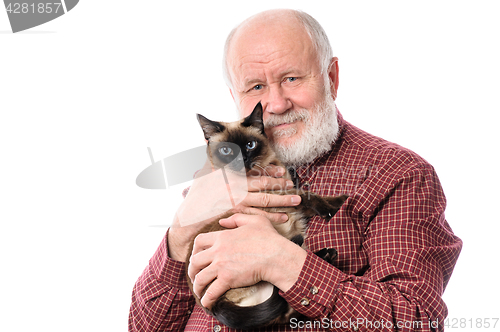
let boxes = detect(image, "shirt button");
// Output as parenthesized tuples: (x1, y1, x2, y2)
(353, 326, 359, 331)
(300, 298, 310, 306)
(310, 286, 319, 295)
(213, 325, 221, 332)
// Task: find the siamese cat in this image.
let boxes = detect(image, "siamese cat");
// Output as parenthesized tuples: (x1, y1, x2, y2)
(185, 102, 348, 330)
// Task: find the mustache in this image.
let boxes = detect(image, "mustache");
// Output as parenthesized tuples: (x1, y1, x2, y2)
(264, 109, 310, 127)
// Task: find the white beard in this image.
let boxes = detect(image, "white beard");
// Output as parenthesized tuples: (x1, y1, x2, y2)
(264, 93, 339, 167)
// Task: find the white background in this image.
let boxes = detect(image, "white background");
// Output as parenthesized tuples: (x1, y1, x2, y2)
(1, 1, 499, 331)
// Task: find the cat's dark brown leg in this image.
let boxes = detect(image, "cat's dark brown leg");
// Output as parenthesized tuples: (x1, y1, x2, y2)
(314, 248, 338, 265)
(265, 189, 348, 221)
(324, 194, 349, 210)
(297, 193, 348, 221)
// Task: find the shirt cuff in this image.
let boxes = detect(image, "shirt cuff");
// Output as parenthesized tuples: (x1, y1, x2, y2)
(280, 250, 348, 318)
(149, 229, 190, 290)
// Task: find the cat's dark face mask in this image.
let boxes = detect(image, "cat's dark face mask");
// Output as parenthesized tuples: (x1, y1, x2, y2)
(209, 142, 245, 172)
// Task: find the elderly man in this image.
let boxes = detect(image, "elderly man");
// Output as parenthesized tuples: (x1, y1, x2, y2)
(129, 9, 462, 332)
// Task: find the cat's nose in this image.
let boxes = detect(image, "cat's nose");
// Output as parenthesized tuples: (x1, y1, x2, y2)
(243, 160, 256, 172)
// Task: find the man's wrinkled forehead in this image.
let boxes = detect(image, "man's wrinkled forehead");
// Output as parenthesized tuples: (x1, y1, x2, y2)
(227, 15, 313, 84)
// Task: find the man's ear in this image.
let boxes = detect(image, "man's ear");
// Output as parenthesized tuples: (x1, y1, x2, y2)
(328, 57, 339, 100)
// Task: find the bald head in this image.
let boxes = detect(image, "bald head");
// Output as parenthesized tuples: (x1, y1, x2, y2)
(230, 9, 305, 46)
(223, 9, 333, 89)
(233, 8, 301, 33)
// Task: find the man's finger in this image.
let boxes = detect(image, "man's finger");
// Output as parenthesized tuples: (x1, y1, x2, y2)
(248, 175, 294, 192)
(248, 164, 286, 178)
(236, 206, 289, 223)
(220, 212, 287, 229)
(192, 263, 218, 299)
(200, 278, 231, 310)
(244, 192, 301, 208)
(267, 165, 287, 177)
(191, 232, 216, 256)
(187, 248, 212, 284)
(219, 213, 252, 229)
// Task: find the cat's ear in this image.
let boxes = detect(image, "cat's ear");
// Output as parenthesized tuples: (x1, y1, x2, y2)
(197, 114, 226, 141)
(242, 102, 265, 135)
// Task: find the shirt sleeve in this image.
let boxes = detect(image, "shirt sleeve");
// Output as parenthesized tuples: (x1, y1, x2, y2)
(281, 162, 462, 332)
(128, 230, 196, 332)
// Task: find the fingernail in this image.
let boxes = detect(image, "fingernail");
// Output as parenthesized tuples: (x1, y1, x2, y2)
(281, 214, 289, 222)
(291, 196, 301, 204)
(201, 296, 210, 309)
(286, 180, 294, 188)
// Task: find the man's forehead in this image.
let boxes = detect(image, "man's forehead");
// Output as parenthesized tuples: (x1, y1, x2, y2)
(231, 19, 308, 52)
(239, 66, 303, 84)
(230, 38, 311, 81)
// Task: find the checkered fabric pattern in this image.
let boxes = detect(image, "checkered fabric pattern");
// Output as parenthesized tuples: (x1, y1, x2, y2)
(128, 112, 462, 331)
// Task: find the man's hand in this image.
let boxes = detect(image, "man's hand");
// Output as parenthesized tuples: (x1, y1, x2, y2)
(233, 165, 300, 222)
(188, 213, 307, 309)
(167, 165, 302, 262)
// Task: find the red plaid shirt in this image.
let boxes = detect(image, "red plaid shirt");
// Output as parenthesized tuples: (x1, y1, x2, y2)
(129, 112, 462, 332)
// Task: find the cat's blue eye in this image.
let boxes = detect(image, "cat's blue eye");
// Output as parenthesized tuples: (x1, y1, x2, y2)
(246, 140, 257, 150)
(219, 146, 232, 155)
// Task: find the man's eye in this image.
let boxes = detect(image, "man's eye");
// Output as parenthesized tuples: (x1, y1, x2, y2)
(286, 77, 298, 83)
(252, 84, 263, 91)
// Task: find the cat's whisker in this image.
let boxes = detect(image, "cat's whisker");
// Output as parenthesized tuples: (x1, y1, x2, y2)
(252, 163, 271, 177)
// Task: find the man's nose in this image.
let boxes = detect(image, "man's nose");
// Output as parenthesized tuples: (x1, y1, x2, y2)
(262, 86, 292, 114)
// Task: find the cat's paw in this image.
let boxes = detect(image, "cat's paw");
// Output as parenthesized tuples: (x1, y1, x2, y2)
(299, 193, 348, 221)
(322, 195, 349, 220)
(319, 207, 336, 221)
(312, 199, 344, 221)
(314, 248, 338, 265)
